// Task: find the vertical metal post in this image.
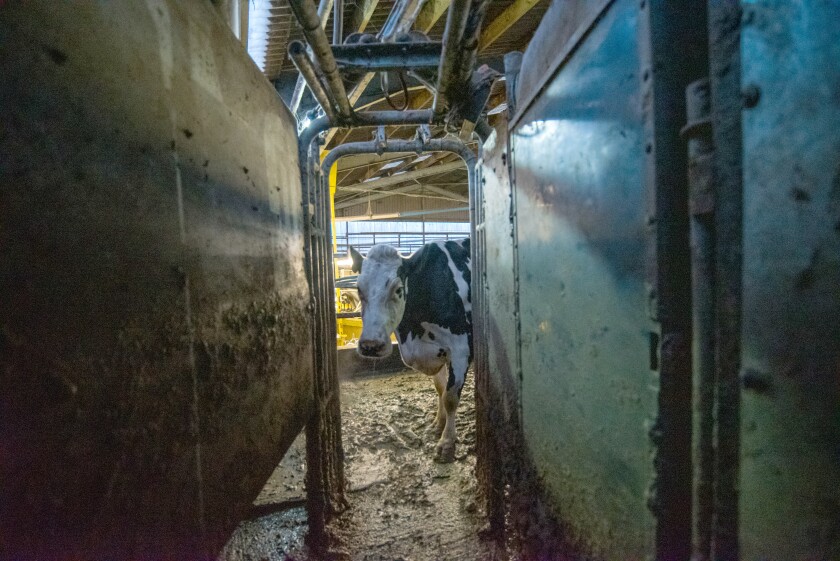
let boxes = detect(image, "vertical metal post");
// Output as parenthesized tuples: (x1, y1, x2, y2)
(301, 136, 346, 551)
(684, 77, 715, 561)
(707, 1, 743, 559)
(638, 1, 708, 559)
(333, 0, 343, 45)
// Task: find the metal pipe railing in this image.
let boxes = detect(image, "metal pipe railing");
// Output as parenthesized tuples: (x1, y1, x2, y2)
(288, 0, 353, 119)
(288, 41, 338, 123)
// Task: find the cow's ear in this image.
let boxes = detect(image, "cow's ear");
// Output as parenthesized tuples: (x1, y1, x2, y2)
(349, 246, 364, 273)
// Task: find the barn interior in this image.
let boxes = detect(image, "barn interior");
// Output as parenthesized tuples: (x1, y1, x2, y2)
(2, 1, 839, 561)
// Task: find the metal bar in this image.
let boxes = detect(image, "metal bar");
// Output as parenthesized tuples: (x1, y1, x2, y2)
(432, 0, 471, 117)
(685, 76, 715, 561)
(288, 41, 338, 123)
(336, 206, 469, 221)
(378, 0, 427, 39)
(452, 0, 491, 94)
(323, 0, 442, 147)
(333, 0, 343, 44)
(290, 0, 335, 114)
(707, 0, 743, 558)
(288, 0, 353, 119)
(332, 42, 443, 71)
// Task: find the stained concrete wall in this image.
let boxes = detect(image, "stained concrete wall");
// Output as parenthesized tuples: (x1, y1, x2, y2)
(0, 2, 311, 558)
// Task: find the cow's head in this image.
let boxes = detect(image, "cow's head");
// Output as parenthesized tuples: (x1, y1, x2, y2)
(350, 244, 407, 358)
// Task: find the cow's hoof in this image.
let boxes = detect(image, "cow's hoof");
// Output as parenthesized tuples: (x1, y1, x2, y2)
(434, 442, 456, 463)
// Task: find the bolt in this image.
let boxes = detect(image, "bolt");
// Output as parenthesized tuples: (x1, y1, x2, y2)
(742, 84, 761, 108)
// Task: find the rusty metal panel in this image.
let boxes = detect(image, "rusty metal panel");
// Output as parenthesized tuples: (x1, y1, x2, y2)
(0, 2, 311, 558)
(509, 0, 657, 556)
(739, 1, 840, 558)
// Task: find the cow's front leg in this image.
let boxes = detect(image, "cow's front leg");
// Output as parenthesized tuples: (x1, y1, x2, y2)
(435, 357, 467, 463)
(432, 365, 448, 438)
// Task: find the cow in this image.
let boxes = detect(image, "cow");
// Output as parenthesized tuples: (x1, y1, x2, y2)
(349, 239, 472, 463)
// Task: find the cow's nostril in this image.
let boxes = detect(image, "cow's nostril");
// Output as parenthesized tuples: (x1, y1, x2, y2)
(359, 340, 386, 355)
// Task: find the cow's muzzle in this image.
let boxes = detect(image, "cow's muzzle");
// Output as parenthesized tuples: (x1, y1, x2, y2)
(357, 339, 391, 358)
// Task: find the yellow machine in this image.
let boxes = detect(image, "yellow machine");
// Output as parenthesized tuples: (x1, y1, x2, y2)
(326, 153, 363, 348)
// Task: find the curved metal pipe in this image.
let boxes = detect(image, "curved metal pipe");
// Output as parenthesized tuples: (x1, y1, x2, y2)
(320, 137, 476, 223)
(322, 137, 476, 173)
(289, 41, 338, 123)
(288, 0, 353, 119)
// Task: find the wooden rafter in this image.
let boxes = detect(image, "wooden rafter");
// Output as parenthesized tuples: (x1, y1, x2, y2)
(478, 0, 542, 51)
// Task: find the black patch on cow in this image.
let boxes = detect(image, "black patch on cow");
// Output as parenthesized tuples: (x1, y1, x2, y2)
(428, 331, 435, 341)
(397, 241, 471, 346)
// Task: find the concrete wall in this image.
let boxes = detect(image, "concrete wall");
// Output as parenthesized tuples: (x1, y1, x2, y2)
(0, 2, 311, 558)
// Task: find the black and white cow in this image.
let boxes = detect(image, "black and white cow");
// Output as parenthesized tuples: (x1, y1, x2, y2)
(350, 239, 472, 463)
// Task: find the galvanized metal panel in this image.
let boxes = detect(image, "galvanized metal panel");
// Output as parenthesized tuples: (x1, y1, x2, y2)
(739, 1, 840, 558)
(510, 0, 656, 556)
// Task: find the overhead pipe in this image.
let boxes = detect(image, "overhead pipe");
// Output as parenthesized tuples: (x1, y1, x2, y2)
(432, 0, 471, 119)
(333, 0, 344, 45)
(331, 42, 443, 72)
(288, 0, 353, 120)
(299, 109, 439, 155)
(290, 0, 334, 114)
(378, 0, 427, 41)
(288, 41, 338, 123)
(453, 0, 491, 94)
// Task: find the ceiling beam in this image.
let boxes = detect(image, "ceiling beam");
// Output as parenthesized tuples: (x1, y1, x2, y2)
(335, 160, 465, 208)
(415, 0, 451, 33)
(350, 0, 380, 33)
(335, 184, 424, 210)
(422, 185, 468, 201)
(478, 0, 541, 51)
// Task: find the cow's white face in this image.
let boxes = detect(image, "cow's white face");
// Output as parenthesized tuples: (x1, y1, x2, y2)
(351, 245, 406, 358)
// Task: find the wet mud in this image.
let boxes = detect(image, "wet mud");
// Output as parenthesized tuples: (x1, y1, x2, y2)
(222, 369, 505, 561)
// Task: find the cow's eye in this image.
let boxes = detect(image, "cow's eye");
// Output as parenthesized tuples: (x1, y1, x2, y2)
(395, 287, 404, 298)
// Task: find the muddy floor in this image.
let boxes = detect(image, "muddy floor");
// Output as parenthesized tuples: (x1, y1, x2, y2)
(221, 369, 504, 561)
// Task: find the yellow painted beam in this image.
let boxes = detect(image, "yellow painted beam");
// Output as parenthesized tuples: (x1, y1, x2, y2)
(415, 0, 451, 33)
(478, 0, 541, 51)
(350, 0, 380, 34)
